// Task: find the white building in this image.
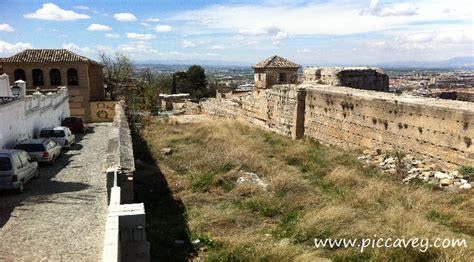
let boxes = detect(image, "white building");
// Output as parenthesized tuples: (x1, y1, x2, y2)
(0, 74, 70, 149)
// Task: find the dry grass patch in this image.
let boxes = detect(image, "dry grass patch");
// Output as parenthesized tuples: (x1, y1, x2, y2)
(139, 119, 474, 261)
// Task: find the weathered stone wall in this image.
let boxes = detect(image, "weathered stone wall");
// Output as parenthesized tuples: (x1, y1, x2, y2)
(303, 85, 474, 167)
(202, 85, 305, 138)
(202, 84, 474, 167)
(304, 67, 389, 92)
(254, 68, 299, 89)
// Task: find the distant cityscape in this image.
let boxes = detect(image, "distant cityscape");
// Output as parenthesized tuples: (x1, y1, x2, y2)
(135, 63, 474, 102)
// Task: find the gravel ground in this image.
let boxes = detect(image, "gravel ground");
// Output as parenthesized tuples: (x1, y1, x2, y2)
(0, 123, 116, 261)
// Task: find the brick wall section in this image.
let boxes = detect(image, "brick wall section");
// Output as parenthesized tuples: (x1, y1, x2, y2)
(202, 84, 474, 167)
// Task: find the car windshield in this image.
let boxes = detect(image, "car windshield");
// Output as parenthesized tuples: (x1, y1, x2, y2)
(0, 157, 12, 171)
(14, 144, 46, 152)
(39, 130, 65, 138)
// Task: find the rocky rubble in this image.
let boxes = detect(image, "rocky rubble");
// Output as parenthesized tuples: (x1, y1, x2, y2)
(236, 172, 268, 190)
(357, 150, 472, 191)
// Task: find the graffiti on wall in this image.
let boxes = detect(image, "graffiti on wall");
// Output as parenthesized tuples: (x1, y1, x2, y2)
(90, 101, 117, 122)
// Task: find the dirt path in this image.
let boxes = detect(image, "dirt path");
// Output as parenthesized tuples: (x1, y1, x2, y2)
(0, 123, 115, 261)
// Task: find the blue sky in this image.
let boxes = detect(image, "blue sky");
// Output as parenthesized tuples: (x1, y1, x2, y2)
(0, 0, 473, 65)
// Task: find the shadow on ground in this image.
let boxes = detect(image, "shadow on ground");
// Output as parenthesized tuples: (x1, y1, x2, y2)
(0, 129, 94, 228)
(131, 124, 196, 261)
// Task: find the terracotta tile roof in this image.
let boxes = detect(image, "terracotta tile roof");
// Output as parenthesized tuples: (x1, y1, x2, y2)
(252, 55, 301, 69)
(1, 49, 99, 64)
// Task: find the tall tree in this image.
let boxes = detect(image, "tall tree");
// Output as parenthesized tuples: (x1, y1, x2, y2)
(98, 52, 134, 100)
(175, 65, 208, 99)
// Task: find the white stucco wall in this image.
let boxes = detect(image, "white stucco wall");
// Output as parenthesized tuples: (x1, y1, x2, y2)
(0, 75, 71, 149)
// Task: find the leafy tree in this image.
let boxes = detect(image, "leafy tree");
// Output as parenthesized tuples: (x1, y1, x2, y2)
(134, 70, 174, 114)
(175, 65, 209, 99)
(98, 52, 134, 100)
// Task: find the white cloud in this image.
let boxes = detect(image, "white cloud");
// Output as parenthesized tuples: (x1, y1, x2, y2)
(210, 45, 225, 50)
(62, 43, 94, 55)
(114, 13, 137, 22)
(24, 3, 90, 21)
(172, 1, 472, 36)
(155, 25, 172, 32)
(367, 26, 474, 52)
(0, 41, 32, 54)
(87, 24, 112, 31)
(96, 45, 114, 53)
(118, 41, 158, 55)
(0, 23, 15, 32)
(105, 33, 120, 38)
(238, 22, 280, 36)
(126, 33, 156, 41)
(297, 49, 316, 53)
(272, 31, 288, 44)
(363, 0, 418, 17)
(182, 40, 196, 48)
(74, 5, 90, 10)
(146, 18, 161, 22)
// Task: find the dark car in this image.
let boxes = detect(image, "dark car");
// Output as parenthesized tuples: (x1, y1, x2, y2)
(62, 117, 89, 133)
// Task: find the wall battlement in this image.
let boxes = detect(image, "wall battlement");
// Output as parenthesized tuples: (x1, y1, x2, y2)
(201, 84, 474, 168)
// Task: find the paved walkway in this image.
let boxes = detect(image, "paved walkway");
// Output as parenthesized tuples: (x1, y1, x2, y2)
(0, 123, 116, 261)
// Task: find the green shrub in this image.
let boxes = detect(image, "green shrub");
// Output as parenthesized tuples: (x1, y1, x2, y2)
(190, 172, 216, 192)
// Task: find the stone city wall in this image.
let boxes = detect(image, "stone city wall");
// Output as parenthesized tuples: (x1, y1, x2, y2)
(202, 85, 305, 138)
(303, 85, 473, 167)
(202, 84, 474, 167)
(304, 67, 389, 92)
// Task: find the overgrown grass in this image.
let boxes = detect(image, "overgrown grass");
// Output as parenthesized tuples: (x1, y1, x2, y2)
(141, 119, 474, 261)
(459, 165, 474, 178)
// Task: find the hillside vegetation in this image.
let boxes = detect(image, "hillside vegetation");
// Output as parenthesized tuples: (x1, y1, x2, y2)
(138, 119, 473, 261)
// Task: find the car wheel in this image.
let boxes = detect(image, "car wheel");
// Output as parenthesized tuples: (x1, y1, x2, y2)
(16, 181, 24, 194)
(50, 156, 55, 166)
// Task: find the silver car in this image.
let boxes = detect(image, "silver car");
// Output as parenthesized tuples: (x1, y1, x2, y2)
(0, 150, 39, 193)
(38, 127, 75, 149)
(14, 139, 62, 165)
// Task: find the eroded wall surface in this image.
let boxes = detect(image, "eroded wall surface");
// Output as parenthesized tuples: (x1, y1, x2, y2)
(202, 84, 474, 167)
(303, 85, 474, 167)
(202, 85, 304, 138)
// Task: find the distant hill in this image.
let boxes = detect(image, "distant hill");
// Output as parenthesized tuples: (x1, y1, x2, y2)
(379, 57, 474, 69)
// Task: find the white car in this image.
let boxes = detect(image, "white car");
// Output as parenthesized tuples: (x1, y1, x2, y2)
(14, 139, 62, 165)
(0, 149, 39, 193)
(38, 127, 75, 149)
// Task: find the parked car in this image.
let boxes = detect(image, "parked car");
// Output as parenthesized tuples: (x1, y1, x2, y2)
(0, 149, 39, 193)
(38, 127, 75, 149)
(14, 139, 62, 165)
(62, 117, 89, 133)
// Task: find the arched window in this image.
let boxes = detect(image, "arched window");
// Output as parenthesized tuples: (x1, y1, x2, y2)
(50, 69, 61, 86)
(14, 69, 26, 81)
(32, 69, 44, 86)
(67, 68, 78, 86)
